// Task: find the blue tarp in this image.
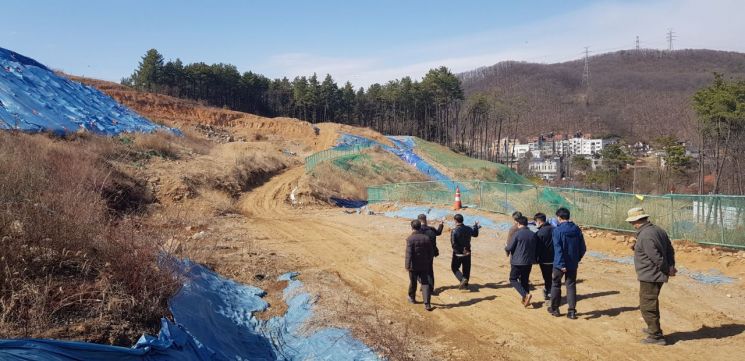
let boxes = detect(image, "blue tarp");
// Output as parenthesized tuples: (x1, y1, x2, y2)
(334, 134, 470, 192)
(382, 205, 512, 231)
(330, 197, 369, 208)
(0, 47, 176, 136)
(0, 262, 381, 361)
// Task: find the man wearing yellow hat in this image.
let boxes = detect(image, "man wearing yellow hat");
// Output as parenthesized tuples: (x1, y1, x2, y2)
(626, 207, 676, 345)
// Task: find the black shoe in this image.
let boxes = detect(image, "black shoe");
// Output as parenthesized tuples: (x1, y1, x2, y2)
(425, 303, 434, 311)
(407, 296, 416, 304)
(543, 291, 550, 301)
(547, 307, 560, 317)
(567, 310, 577, 320)
(641, 337, 666, 345)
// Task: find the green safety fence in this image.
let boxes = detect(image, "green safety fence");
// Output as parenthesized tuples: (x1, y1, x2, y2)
(305, 145, 369, 172)
(368, 181, 745, 249)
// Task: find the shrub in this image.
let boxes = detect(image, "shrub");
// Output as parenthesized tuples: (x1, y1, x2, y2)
(0, 132, 179, 344)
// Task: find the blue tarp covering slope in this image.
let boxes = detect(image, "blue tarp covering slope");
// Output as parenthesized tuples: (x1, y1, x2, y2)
(0, 47, 174, 135)
(0, 262, 381, 361)
(334, 134, 467, 192)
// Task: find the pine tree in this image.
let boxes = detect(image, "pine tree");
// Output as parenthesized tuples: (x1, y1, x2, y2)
(130, 49, 164, 92)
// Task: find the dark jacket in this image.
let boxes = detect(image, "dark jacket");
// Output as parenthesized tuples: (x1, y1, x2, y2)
(451, 223, 479, 255)
(405, 231, 434, 272)
(535, 223, 555, 264)
(421, 223, 443, 257)
(634, 222, 676, 283)
(505, 227, 538, 265)
(552, 221, 586, 270)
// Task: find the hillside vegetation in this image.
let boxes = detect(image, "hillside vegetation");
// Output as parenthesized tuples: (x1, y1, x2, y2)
(460, 49, 745, 141)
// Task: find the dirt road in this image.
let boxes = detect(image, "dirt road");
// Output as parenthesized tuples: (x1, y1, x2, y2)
(239, 165, 745, 361)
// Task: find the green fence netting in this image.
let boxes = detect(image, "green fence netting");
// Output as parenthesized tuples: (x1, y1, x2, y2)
(368, 181, 745, 249)
(305, 145, 369, 172)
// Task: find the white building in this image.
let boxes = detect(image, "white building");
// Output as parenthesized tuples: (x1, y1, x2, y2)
(513, 144, 531, 159)
(529, 157, 563, 181)
(502, 135, 616, 160)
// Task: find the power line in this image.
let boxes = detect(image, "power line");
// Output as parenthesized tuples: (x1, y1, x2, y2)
(666, 28, 676, 51)
(582, 46, 591, 88)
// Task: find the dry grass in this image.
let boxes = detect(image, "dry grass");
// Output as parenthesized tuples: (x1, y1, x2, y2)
(163, 143, 290, 201)
(0, 132, 180, 345)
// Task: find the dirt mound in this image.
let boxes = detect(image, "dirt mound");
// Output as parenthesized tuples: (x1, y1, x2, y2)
(149, 142, 294, 204)
(67, 75, 392, 154)
(295, 147, 428, 205)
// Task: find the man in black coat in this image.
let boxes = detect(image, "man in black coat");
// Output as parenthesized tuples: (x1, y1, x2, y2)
(505, 216, 538, 307)
(406, 219, 434, 311)
(450, 213, 480, 290)
(534, 212, 555, 300)
(418, 214, 443, 295)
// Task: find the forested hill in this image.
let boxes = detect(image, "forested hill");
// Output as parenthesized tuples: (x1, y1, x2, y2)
(459, 49, 745, 141)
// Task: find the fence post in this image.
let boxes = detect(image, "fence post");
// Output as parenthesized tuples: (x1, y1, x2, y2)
(479, 180, 483, 209)
(720, 195, 725, 245)
(670, 195, 675, 238)
(504, 183, 508, 213)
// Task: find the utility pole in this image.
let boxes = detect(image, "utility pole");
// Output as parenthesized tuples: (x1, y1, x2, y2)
(582, 46, 591, 89)
(635, 35, 640, 51)
(666, 28, 676, 51)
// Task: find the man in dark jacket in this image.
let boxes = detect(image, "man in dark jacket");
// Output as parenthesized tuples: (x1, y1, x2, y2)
(450, 213, 480, 290)
(406, 219, 434, 311)
(534, 213, 555, 300)
(418, 214, 443, 294)
(505, 216, 538, 307)
(626, 207, 676, 345)
(548, 207, 586, 320)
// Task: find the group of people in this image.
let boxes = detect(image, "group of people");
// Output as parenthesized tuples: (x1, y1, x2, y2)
(404, 206, 677, 345)
(405, 213, 479, 311)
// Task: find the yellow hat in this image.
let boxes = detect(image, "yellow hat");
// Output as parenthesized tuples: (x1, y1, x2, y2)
(625, 207, 650, 222)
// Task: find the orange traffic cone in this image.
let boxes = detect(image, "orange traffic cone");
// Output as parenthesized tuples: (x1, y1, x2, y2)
(453, 186, 462, 210)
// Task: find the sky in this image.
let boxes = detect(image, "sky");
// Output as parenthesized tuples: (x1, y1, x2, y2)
(2, 0, 744, 87)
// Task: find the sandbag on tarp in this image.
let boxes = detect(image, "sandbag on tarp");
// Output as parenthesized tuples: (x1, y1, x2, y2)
(0, 319, 217, 361)
(0, 47, 176, 136)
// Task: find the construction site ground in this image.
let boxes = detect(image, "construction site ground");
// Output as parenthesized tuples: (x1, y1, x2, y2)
(218, 164, 744, 361)
(76, 78, 745, 360)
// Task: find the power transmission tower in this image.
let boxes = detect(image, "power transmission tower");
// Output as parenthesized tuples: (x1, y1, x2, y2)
(582, 47, 591, 88)
(635, 36, 640, 51)
(666, 28, 676, 51)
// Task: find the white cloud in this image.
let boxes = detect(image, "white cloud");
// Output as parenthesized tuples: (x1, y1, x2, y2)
(261, 0, 745, 87)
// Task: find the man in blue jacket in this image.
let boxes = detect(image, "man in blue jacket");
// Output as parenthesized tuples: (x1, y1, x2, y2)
(505, 215, 538, 307)
(548, 207, 586, 319)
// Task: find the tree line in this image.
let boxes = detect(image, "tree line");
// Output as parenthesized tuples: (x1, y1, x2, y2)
(122, 50, 745, 195)
(122, 49, 486, 152)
